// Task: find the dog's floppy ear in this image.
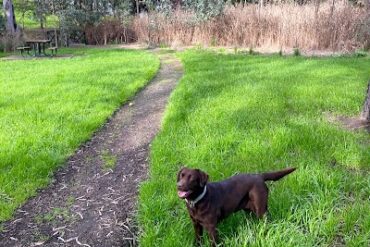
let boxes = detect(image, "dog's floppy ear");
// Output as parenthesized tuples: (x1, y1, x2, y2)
(196, 169, 209, 187)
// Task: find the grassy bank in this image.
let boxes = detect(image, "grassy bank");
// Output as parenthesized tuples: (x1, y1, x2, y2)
(139, 50, 370, 246)
(0, 48, 159, 222)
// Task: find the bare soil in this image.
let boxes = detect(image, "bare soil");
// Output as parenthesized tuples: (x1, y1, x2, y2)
(326, 112, 370, 133)
(336, 116, 370, 132)
(0, 50, 183, 247)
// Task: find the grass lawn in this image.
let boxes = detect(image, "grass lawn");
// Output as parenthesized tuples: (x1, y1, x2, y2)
(139, 50, 370, 246)
(0, 48, 159, 222)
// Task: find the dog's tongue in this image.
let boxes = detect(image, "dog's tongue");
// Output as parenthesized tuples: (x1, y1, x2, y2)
(177, 191, 188, 198)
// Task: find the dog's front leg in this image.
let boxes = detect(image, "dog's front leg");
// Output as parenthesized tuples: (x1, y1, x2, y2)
(192, 220, 203, 245)
(205, 224, 218, 247)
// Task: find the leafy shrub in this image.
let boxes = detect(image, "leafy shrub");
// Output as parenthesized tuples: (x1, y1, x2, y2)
(294, 47, 300, 56)
(85, 18, 136, 45)
(354, 49, 368, 57)
(183, 0, 225, 21)
(57, 6, 105, 45)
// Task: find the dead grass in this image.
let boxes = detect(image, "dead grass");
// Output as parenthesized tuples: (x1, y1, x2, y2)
(132, 1, 369, 52)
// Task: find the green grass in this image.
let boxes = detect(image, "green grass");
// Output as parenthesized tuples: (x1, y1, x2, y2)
(101, 150, 117, 171)
(139, 50, 370, 246)
(0, 48, 159, 222)
(0, 51, 7, 58)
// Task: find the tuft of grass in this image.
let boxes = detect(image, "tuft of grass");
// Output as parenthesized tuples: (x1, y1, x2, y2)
(138, 50, 370, 246)
(66, 196, 75, 207)
(32, 231, 49, 242)
(159, 43, 170, 49)
(195, 43, 203, 50)
(101, 150, 117, 171)
(0, 48, 159, 222)
(36, 207, 74, 225)
(35, 196, 76, 225)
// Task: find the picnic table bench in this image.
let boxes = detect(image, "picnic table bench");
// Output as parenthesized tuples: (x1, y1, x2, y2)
(16, 46, 31, 56)
(48, 46, 58, 56)
(25, 39, 52, 56)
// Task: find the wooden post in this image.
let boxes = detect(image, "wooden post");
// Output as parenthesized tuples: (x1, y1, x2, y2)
(361, 81, 370, 121)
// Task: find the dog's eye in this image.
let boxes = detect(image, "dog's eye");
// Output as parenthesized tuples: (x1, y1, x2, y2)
(181, 173, 184, 178)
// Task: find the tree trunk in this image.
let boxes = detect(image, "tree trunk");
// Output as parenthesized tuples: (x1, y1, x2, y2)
(51, 0, 58, 48)
(361, 81, 370, 121)
(3, 0, 18, 33)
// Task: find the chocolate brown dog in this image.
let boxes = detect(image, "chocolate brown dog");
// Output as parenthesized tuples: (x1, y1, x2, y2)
(177, 167, 296, 246)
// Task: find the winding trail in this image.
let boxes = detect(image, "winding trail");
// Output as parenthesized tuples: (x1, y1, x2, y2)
(0, 51, 183, 247)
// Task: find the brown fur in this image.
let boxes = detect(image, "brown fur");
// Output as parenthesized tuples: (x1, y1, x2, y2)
(177, 167, 296, 246)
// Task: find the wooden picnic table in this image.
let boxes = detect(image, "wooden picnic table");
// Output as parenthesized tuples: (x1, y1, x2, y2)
(25, 39, 51, 56)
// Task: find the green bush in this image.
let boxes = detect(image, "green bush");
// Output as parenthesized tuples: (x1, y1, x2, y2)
(294, 47, 300, 56)
(183, 0, 225, 21)
(354, 49, 368, 57)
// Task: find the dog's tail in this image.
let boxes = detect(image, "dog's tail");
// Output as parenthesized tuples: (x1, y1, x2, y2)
(261, 167, 296, 181)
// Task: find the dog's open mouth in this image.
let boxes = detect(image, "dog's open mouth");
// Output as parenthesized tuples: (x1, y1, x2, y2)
(177, 190, 191, 199)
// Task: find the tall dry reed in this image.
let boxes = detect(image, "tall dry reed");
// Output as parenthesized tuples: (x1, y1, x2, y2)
(132, 1, 369, 52)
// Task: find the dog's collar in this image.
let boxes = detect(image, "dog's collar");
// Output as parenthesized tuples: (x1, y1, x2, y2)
(185, 186, 207, 208)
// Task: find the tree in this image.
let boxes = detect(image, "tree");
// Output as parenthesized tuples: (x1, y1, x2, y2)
(13, 0, 34, 29)
(34, 0, 50, 29)
(2, 0, 22, 51)
(107, 0, 133, 17)
(3, 0, 18, 33)
(183, 0, 225, 21)
(361, 81, 370, 121)
(0, 12, 6, 35)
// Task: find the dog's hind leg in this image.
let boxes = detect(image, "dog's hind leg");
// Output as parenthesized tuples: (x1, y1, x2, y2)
(249, 185, 268, 218)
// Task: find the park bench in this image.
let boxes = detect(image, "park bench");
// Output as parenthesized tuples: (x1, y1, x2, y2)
(48, 46, 58, 56)
(16, 46, 31, 56)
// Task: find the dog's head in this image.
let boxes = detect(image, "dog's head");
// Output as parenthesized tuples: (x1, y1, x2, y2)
(177, 167, 209, 200)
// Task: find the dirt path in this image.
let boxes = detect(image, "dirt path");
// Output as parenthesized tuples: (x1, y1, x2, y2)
(0, 51, 183, 247)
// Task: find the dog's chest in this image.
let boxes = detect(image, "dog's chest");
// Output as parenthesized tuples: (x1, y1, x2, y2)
(187, 204, 218, 224)
(188, 209, 206, 223)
